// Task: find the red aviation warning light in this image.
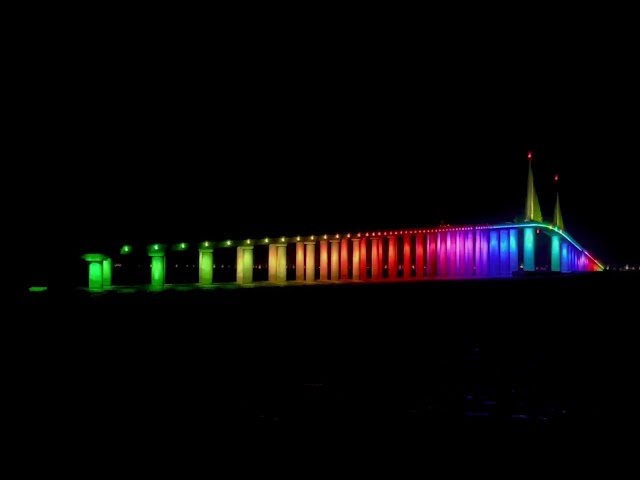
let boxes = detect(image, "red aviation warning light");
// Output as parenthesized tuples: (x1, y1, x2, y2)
(554, 173, 559, 182)
(527, 151, 532, 160)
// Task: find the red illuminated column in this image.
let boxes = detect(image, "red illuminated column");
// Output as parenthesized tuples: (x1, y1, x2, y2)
(330, 239, 340, 281)
(437, 232, 447, 278)
(387, 236, 398, 279)
(305, 241, 316, 282)
(415, 233, 424, 279)
(371, 236, 382, 280)
(340, 238, 349, 280)
(403, 234, 412, 279)
(427, 232, 437, 278)
(319, 239, 329, 281)
(296, 241, 305, 281)
(352, 238, 361, 280)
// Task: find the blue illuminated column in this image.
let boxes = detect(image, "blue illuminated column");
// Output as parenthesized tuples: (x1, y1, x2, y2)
(509, 228, 518, 274)
(474, 229, 488, 277)
(560, 242, 570, 273)
(305, 241, 316, 282)
(488, 229, 500, 277)
(499, 229, 509, 276)
(236, 244, 254, 284)
(551, 235, 561, 272)
(199, 243, 214, 285)
(523, 227, 535, 272)
(352, 238, 361, 280)
(464, 230, 474, 277)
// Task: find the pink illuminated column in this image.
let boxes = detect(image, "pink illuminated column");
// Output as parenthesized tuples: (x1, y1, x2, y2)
(340, 238, 349, 280)
(352, 237, 361, 280)
(296, 241, 305, 281)
(448, 231, 457, 278)
(305, 241, 316, 282)
(403, 234, 412, 279)
(437, 232, 448, 278)
(387, 236, 398, 279)
(330, 239, 340, 281)
(371, 236, 382, 280)
(415, 233, 424, 279)
(456, 231, 464, 277)
(360, 237, 368, 280)
(464, 230, 474, 277)
(319, 239, 329, 280)
(427, 232, 437, 278)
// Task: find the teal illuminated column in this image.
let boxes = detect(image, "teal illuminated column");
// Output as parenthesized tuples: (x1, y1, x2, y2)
(523, 227, 535, 271)
(551, 235, 561, 272)
(296, 241, 305, 281)
(147, 244, 167, 287)
(236, 244, 254, 284)
(509, 228, 518, 274)
(199, 242, 214, 285)
(330, 239, 340, 281)
(352, 238, 361, 280)
(305, 241, 316, 282)
(82, 253, 107, 290)
(103, 257, 112, 287)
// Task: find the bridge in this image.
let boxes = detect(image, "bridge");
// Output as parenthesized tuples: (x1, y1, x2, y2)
(80, 154, 604, 290)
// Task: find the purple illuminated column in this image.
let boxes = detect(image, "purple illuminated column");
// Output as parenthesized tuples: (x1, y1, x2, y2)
(437, 232, 447, 278)
(340, 238, 349, 280)
(296, 241, 305, 281)
(305, 241, 316, 282)
(403, 234, 412, 279)
(448, 231, 457, 278)
(415, 233, 425, 279)
(499, 229, 510, 276)
(371, 236, 382, 280)
(464, 230, 474, 277)
(352, 237, 361, 280)
(455, 231, 464, 278)
(330, 239, 340, 281)
(319, 239, 329, 281)
(475, 229, 489, 277)
(387, 236, 398, 279)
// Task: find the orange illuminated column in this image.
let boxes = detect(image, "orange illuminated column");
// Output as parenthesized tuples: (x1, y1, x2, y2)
(268, 243, 287, 282)
(352, 237, 361, 280)
(236, 245, 254, 284)
(319, 239, 329, 281)
(340, 238, 349, 280)
(427, 232, 437, 278)
(387, 236, 398, 279)
(296, 241, 305, 281)
(415, 233, 424, 279)
(360, 236, 367, 279)
(305, 241, 316, 282)
(371, 236, 382, 280)
(403, 234, 412, 279)
(330, 239, 340, 281)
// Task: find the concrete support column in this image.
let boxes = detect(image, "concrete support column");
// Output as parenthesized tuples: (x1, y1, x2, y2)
(236, 245, 254, 284)
(147, 244, 167, 287)
(360, 237, 368, 280)
(551, 235, 561, 272)
(305, 242, 316, 282)
(403, 234, 412, 279)
(330, 239, 340, 281)
(523, 227, 535, 272)
(371, 237, 382, 280)
(427, 233, 437, 278)
(198, 244, 214, 285)
(296, 241, 305, 281)
(387, 236, 398, 279)
(82, 253, 107, 290)
(437, 232, 447, 278)
(319, 239, 329, 281)
(276, 244, 287, 282)
(509, 228, 518, 275)
(415, 233, 424, 279)
(499, 229, 510, 276)
(340, 238, 349, 280)
(102, 257, 112, 287)
(352, 238, 361, 281)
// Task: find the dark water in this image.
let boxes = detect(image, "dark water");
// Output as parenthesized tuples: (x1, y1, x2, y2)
(11, 272, 639, 446)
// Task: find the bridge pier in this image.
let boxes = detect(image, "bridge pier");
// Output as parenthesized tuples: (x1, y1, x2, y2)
(352, 237, 361, 280)
(523, 227, 535, 272)
(147, 244, 167, 287)
(199, 242, 214, 285)
(236, 244, 254, 284)
(82, 253, 109, 290)
(330, 239, 340, 281)
(304, 241, 316, 282)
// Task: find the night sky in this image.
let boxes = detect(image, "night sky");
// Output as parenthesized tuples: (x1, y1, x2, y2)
(14, 12, 640, 285)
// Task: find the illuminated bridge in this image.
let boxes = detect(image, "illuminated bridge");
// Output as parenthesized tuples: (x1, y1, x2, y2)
(81, 155, 604, 291)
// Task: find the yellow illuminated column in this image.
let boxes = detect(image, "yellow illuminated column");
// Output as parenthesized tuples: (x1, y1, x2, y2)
(305, 241, 316, 282)
(415, 233, 424, 279)
(403, 234, 411, 279)
(236, 245, 254, 284)
(387, 236, 398, 279)
(340, 238, 349, 280)
(352, 238, 361, 280)
(319, 239, 329, 281)
(330, 239, 340, 281)
(276, 244, 287, 282)
(296, 241, 305, 281)
(198, 245, 214, 285)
